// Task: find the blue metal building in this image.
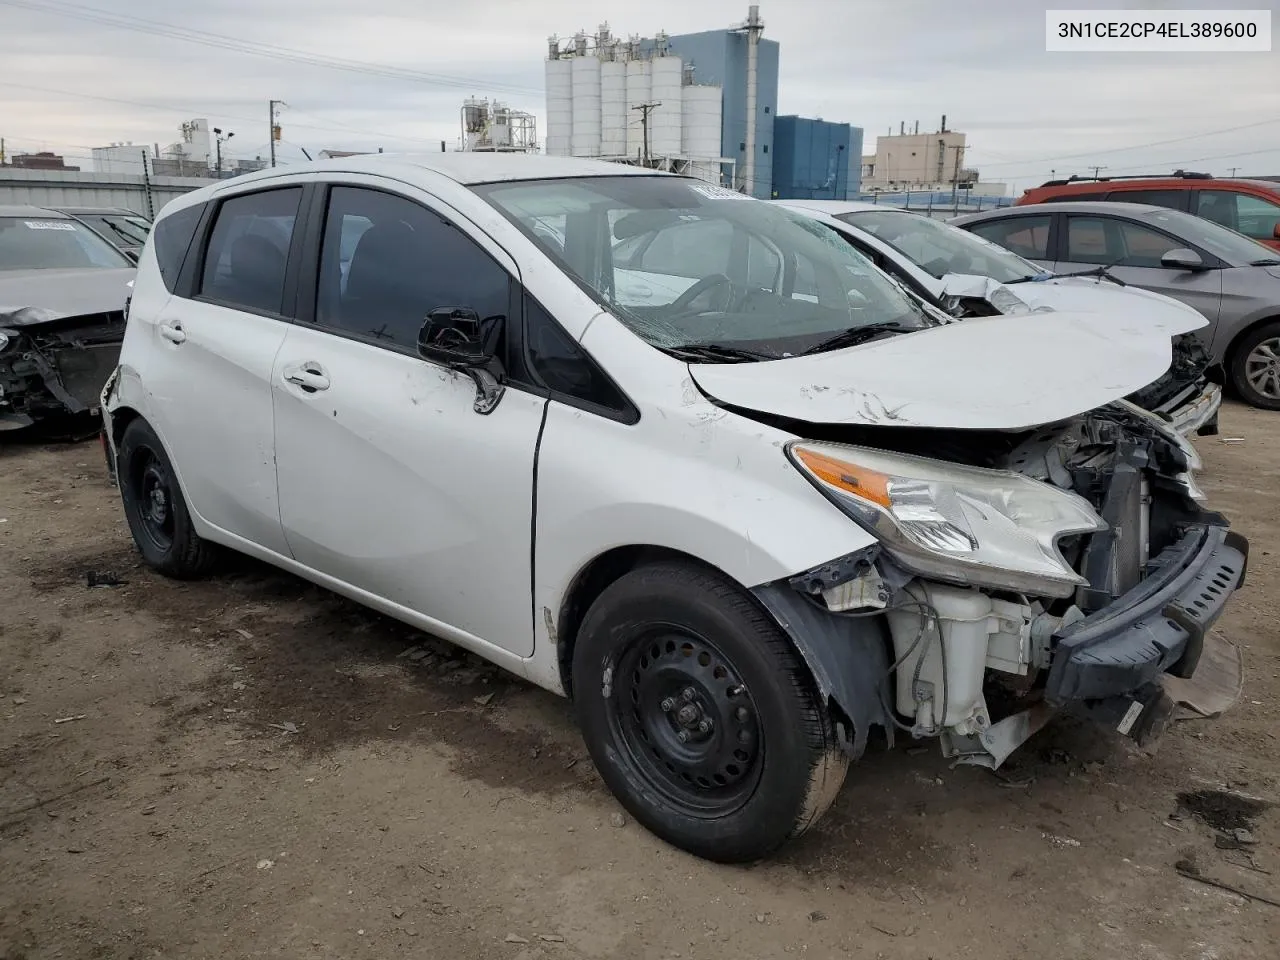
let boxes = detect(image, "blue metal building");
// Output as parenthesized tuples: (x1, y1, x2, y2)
(771, 117, 864, 201)
(640, 29, 780, 199)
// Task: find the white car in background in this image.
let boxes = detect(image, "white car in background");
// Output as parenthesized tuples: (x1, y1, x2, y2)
(101, 156, 1247, 863)
(773, 199, 1222, 437)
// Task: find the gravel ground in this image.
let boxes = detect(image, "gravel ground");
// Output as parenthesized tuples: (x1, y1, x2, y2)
(1, 402, 1278, 960)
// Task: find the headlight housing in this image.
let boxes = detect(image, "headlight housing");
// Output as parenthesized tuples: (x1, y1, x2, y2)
(789, 441, 1106, 597)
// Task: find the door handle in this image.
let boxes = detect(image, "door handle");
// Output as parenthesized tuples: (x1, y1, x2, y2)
(158, 321, 186, 344)
(282, 363, 330, 393)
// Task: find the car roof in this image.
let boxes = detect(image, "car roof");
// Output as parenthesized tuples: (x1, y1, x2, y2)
(52, 206, 142, 216)
(0, 205, 73, 218)
(771, 199, 887, 216)
(1032, 176, 1280, 193)
(213, 152, 673, 191)
(951, 200, 1174, 224)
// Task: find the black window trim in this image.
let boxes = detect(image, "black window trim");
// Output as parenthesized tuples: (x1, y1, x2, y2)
(511, 291, 640, 425)
(293, 181, 521, 364)
(1058, 211, 1228, 269)
(180, 183, 314, 322)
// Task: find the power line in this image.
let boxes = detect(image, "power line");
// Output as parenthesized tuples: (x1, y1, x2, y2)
(0, 0, 541, 97)
(971, 116, 1280, 170)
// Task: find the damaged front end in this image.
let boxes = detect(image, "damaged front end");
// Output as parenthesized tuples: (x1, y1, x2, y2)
(754, 402, 1247, 769)
(0, 306, 125, 430)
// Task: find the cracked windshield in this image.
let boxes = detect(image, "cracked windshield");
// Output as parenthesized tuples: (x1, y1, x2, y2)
(478, 175, 930, 359)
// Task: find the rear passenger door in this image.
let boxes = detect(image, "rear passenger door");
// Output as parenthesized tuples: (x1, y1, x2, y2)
(145, 181, 312, 555)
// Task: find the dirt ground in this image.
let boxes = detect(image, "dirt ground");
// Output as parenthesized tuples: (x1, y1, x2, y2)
(2, 404, 1278, 960)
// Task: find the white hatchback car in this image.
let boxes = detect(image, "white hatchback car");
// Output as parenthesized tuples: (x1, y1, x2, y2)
(101, 155, 1248, 862)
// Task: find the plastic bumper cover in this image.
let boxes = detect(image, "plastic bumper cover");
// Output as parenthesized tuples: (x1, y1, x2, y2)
(1161, 380, 1222, 437)
(1045, 523, 1248, 704)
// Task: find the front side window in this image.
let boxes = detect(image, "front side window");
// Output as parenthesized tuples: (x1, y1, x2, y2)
(0, 216, 134, 271)
(1139, 207, 1279, 265)
(200, 188, 301, 314)
(314, 186, 511, 352)
(966, 216, 1052, 261)
(475, 176, 929, 358)
(838, 210, 1043, 283)
(1196, 190, 1280, 243)
(1065, 216, 1182, 268)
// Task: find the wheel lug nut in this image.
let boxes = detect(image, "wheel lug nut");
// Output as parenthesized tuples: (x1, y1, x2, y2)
(735, 706, 749, 723)
(681, 687, 696, 703)
(697, 719, 712, 734)
(677, 730, 690, 743)
(738, 730, 751, 744)
(660, 697, 676, 712)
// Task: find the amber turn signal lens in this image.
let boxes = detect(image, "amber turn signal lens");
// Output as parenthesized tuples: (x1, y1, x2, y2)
(793, 448, 892, 508)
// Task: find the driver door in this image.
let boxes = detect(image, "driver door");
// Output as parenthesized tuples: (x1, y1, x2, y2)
(270, 179, 545, 657)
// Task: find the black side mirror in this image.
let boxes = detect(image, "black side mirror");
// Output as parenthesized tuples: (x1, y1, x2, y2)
(417, 306, 506, 415)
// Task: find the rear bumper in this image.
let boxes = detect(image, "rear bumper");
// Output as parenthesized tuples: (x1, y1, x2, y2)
(1045, 523, 1248, 704)
(1159, 381, 1222, 438)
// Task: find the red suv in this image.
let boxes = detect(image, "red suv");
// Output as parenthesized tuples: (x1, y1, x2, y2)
(1016, 171, 1280, 251)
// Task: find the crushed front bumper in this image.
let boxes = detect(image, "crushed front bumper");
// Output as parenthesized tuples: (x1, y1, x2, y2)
(1158, 380, 1222, 438)
(1046, 523, 1248, 704)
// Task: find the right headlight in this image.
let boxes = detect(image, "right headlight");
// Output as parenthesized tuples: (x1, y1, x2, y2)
(789, 441, 1106, 598)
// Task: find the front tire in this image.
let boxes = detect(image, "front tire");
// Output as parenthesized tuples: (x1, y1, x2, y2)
(572, 561, 848, 862)
(1228, 320, 1280, 410)
(118, 418, 218, 579)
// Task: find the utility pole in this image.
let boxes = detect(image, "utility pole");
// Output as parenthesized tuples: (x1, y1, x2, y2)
(632, 102, 661, 168)
(269, 100, 284, 167)
(213, 127, 234, 177)
(1089, 164, 1107, 179)
(1229, 167, 1239, 176)
(949, 143, 965, 208)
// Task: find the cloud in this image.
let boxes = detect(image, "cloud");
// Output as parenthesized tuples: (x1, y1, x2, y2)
(1, 0, 1276, 186)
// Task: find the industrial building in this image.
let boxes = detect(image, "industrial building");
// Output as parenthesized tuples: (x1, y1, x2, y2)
(460, 98, 538, 153)
(860, 118, 976, 193)
(544, 7, 865, 201)
(93, 119, 266, 179)
(772, 116, 863, 200)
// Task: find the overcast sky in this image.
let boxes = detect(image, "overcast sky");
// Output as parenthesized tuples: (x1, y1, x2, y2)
(1, 0, 1276, 191)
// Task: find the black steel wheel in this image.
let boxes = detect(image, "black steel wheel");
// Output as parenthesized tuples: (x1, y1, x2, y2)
(118, 417, 219, 579)
(573, 561, 848, 863)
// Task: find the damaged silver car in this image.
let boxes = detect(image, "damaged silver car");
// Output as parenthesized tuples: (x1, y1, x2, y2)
(0, 206, 135, 431)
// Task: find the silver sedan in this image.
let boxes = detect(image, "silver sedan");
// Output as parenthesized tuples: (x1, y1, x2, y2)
(952, 201, 1280, 409)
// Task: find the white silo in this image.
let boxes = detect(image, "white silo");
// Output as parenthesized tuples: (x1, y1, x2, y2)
(544, 58, 573, 156)
(681, 84, 723, 184)
(600, 59, 628, 157)
(570, 55, 602, 157)
(625, 58, 652, 160)
(649, 55, 684, 159)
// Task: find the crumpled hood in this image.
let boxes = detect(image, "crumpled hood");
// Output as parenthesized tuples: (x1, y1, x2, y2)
(0, 268, 135, 327)
(691, 311, 1175, 430)
(938, 273, 1206, 335)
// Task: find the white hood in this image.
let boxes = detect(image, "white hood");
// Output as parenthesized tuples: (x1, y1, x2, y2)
(690, 311, 1174, 431)
(938, 273, 1207, 336)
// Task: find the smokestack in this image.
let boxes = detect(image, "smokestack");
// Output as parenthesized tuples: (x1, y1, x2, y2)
(940, 114, 947, 133)
(741, 5, 764, 196)
(914, 120, 919, 135)
(899, 121, 905, 136)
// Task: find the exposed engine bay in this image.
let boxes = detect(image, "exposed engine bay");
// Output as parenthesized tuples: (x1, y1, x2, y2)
(754, 401, 1245, 769)
(0, 307, 125, 430)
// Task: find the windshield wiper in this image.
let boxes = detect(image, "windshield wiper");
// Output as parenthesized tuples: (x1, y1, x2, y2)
(799, 321, 915, 356)
(664, 343, 778, 363)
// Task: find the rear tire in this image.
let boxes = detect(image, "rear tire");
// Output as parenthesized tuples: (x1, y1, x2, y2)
(572, 561, 848, 862)
(1228, 321, 1280, 410)
(118, 418, 218, 579)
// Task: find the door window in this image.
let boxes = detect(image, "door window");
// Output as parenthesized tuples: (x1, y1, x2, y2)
(315, 186, 511, 352)
(1196, 190, 1280, 243)
(199, 188, 301, 314)
(967, 216, 1051, 260)
(1105, 189, 1189, 211)
(1065, 216, 1181, 267)
(153, 203, 204, 293)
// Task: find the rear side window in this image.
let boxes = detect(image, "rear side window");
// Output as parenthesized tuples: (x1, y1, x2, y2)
(199, 188, 302, 315)
(1105, 189, 1189, 211)
(968, 216, 1051, 260)
(153, 203, 203, 293)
